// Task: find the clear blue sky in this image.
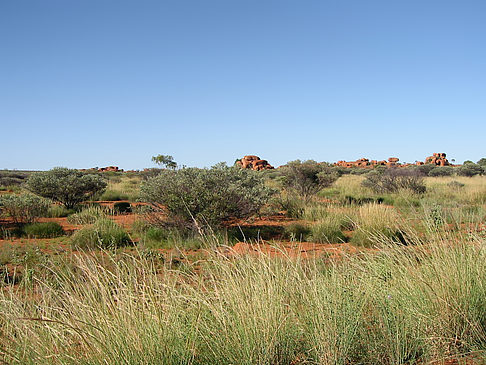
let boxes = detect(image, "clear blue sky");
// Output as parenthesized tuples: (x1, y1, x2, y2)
(1, 0, 485, 170)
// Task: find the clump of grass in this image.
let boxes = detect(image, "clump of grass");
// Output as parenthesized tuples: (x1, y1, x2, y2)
(46, 205, 75, 218)
(309, 215, 346, 243)
(67, 205, 107, 225)
(351, 203, 405, 247)
(2, 234, 486, 364)
(23, 222, 64, 238)
(70, 218, 131, 249)
(301, 204, 328, 221)
(99, 189, 129, 201)
(284, 222, 310, 241)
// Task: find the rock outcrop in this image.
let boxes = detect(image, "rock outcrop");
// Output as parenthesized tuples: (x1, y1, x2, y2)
(236, 155, 274, 171)
(424, 153, 450, 166)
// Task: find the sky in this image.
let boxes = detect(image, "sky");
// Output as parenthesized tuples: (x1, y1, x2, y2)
(1, 0, 485, 170)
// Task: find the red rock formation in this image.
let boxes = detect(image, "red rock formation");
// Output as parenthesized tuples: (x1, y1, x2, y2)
(425, 153, 450, 166)
(236, 155, 274, 171)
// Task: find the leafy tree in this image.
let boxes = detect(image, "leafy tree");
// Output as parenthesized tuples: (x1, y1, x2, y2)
(25, 168, 107, 209)
(140, 165, 275, 230)
(151, 154, 177, 169)
(278, 160, 338, 199)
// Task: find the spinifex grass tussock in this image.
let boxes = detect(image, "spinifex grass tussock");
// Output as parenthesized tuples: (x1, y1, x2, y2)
(67, 205, 108, 225)
(69, 218, 131, 249)
(1, 230, 486, 364)
(308, 214, 346, 243)
(350, 203, 409, 247)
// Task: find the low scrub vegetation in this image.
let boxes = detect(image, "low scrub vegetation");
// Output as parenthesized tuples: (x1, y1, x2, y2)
(0, 193, 49, 223)
(25, 167, 107, 209)
(140, 165, 274, 231)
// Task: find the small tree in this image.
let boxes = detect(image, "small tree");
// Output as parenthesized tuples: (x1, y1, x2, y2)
(25, 168, 107, 209)
(140, 165, 275, 230)
(278, 160, 338, 199)
(151, 154, 177, 169)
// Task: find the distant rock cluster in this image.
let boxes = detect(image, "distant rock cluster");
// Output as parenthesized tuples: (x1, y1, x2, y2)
(335, 157, 400, 168)
(80, 166, 123, 172)
(235, 155, 274, 171)
(335, 153, 451, 169)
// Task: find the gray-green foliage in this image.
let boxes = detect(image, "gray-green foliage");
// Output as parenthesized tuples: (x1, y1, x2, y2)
(278, 160, 339, 199)
(0, 194, 49, 223)
(140, 164, 275, 229)
(25, 167, 107, 209)
(362, 168, 426, 194)
(456, 163, 484, 177)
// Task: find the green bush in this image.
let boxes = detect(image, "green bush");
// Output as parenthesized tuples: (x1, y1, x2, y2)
(140, 165, 275, 230)
(0, 194, 49, 224)
(428, 166, 454, 177)
(23, 222, 64, 238)
(70, 218, 131, 249)
(362, 168, 426, 194)
(25, 167, 107, 209)
(309, 215, 346, 243)
(278, 160, 338, 199)
(456, 163, 483, 177)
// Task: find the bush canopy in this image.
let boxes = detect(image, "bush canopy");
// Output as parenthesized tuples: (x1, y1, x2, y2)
(140, 164, 275, 230)
(25, 167, 107, 209)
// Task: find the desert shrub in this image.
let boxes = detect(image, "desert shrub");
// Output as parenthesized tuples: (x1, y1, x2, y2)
(278, 160, 339, 199)
(0, 171, 29, 188)
(140, 165, 275, 230)
(23, 222, 64, 238)
(113, 202, 131, 214)
(428, 166, 454, 177)
(415, 164, 436, 176)
(99, 190, 129, 201)
(362, 168, 426, 194)
(350, 203, 405, 247)
(309, 215, 346, 243)
(70, 218, 131, 249)
(67, 205, 107, 225)
(0, 194, 49, 224)
(284, 223, 310, 241)
(25, 167, 107, 209)
(456, 163, 483, 177)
